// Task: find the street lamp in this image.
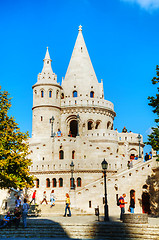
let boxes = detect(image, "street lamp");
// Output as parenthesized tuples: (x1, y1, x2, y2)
(50, 116, 55, 137)
(70, 161, 74, 190)
(137, 134, 141, 158)
(77, 114, 80, 136)
(101, 159, 109, 221)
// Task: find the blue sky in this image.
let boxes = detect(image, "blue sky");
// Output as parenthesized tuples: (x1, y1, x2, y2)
(0, 0, 159, 153)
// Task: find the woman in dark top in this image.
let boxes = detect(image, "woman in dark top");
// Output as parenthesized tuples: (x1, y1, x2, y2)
(142, 185, 151, 214)
(129, 190, 135, 213)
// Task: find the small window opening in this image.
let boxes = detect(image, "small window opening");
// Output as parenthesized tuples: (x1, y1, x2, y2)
(73, 91, 78, 97)
(59, 178, 63, 187)
(41, 90, 44, 98)
(49, 91, 52, 98)
(90, 91, 94, 98)
(59, 150, 64, 159)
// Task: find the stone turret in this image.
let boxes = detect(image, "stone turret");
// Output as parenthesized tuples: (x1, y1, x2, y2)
(32, 47, 62, 138)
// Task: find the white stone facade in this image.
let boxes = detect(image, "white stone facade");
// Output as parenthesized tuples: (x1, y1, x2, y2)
(28, 26, 155, 216)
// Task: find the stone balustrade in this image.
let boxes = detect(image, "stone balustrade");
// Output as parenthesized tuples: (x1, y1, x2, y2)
(61, 98, 114, 111)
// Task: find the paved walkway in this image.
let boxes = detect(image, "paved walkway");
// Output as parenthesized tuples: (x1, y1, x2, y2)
(33, 214, 159, 226)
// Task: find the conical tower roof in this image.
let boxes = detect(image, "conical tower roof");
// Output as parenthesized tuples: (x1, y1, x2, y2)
(62, 26, 103, 99)
(33, 47, 58, 85)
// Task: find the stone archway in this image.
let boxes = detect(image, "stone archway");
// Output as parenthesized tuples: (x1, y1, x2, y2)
(70, 120, 78, 137)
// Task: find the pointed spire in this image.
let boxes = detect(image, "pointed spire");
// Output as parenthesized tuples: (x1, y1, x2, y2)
(35, 47, 58, 84)
(78, 25, 82, 32)
(42, 47, 53, 74)
(44, 47, 51, 60)
(62, 26, 101, 98)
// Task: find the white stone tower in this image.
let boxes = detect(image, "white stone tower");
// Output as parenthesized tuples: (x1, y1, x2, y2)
(32, 47, 62, 138)
(28, 26, 153, 216)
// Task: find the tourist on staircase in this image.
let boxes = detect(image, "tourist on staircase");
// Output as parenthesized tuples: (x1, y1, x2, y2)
(63, 193, 71, 217)
(119, 193, 127, 220)
(30, 190, 36, 205)
(50, 190, 55, 208)
(40, 191, 48, 205)
(22, 198, 30, 228)
(129, 190, 135, 213)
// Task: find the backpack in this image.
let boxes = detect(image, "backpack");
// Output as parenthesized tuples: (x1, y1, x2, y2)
(117, 198, 120, 206)
(116, 194, 121, 206)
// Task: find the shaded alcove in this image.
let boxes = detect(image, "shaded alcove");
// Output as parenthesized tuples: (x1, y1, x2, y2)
(70, 120, 78, 137)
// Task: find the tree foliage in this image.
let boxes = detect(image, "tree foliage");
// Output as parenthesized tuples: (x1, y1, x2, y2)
(0, 87, 34, 189)
(146, 65, 159, 160)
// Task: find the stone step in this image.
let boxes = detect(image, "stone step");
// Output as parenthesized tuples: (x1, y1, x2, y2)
(0, 222, 159, 239)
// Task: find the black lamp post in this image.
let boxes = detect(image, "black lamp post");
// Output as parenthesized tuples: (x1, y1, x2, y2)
(101, 159, 109, 221)
(77, 114, 80, 136)
(50, 116, 54, 137)
(70, 161, 74, 189)
(137, 134, 141, 158)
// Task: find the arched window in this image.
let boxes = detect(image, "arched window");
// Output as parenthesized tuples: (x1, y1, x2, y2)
(95, 121, 100, 129)
(59, 150, 64, 159)
(46, 178, 50, 188)
(88, 121, 93, 130)
(36, 179, 39, 188)
(61, 93, 64, 99)
(70, 120, 78, 137)
(107, 121, 111, 129)
(90, 91, 94, 98)
(73, 91, 77, 98)
(49, 90, 52, 98)
(59, 178, 63, 187)
(41, 90, 44, 98)
(56, 90, 59, 99)
(72, 150, 75, 159)
(77, 177, 82, 187)
(52, 178, 57, 187)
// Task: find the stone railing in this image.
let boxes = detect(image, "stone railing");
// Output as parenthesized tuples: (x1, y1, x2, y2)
(84, 129, 118, 140)
(118, 132, 144, 144)
(61, 98, 114, 111)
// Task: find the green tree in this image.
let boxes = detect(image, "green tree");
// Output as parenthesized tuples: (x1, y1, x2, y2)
(146, 65, 159, 160)
(0, 87, 34, 189)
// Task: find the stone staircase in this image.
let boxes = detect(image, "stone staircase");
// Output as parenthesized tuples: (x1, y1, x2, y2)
(0, 218, 159, 239)
(39, 201, 87, 217)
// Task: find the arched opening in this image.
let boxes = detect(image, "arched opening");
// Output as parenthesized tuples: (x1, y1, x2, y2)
(36, 179, 39, 188)
(56, 90, 59, 99)
(61, 93, 64, 99)
(59, 150, 64, 159)
(77, 177, 82, 187)
(95, 121, 100, 129)
(70, 120, 78, 137)
(88, 121, 93, 130)
(41, 90, 44, 98)
(46, 178, 50, 188)
(73, 91, 77, 97)
(90, 91, 94, 98)
(72, 150, 75, 159)
(59, 178, 63, 187)
(49, 90, 52, 98)
(107, 121, 111, 129)
(52, 178, 57, 187)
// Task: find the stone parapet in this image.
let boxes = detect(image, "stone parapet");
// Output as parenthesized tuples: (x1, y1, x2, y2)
(61, 98, 115, 112)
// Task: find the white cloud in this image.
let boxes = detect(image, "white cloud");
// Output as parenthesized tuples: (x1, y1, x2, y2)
(145, 127, 154, 135)
(121, 0, 159, 10)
